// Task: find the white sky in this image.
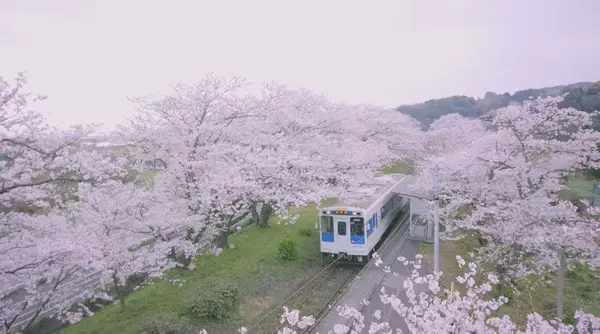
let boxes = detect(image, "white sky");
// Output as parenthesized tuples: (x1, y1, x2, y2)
(1, 0, 599, 132)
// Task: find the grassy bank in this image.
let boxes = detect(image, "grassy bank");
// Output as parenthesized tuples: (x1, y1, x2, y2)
(381, 161, 413, 175)
(420, 235, 600, 326)
(564, 172, 600, 203)
(65, 200, 335, 334)
(416, 171, 600, 325)
(64, 161, 413, 333)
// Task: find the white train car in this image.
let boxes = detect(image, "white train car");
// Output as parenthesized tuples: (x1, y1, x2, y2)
(319, 173, 410, 264)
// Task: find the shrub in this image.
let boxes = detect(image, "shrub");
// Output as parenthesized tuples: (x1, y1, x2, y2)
(495, 280, 516, 303)
(182, 279, 239, 321)
(299, 227, 314, 237)
(136, 313, 193, 334)
(277, 231, 298, 261)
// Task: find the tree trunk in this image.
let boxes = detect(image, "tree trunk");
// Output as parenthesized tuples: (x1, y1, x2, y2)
(557, 247, 566, 321)
(257, 203, 273, 228)
(250, 203, 260, 225)
(213, 229, 229, 249)
(112, 273, 126, 309)
(186, 225, 209, 244)
(175, 251, 193, 268)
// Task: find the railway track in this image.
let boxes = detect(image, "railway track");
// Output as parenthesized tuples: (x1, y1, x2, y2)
(246, 258, 357, 334)
(299, 266, 357, 334)
(304, 211, 414, 333)
(286, 213, 409, 333)
(264, 261, 358, 334)
(253, 211, 414, 333)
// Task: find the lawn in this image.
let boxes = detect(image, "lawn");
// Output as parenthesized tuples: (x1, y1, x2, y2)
(564, 172, 600, 203)
(416, 172, 600, 326)
(380, 161, 413, 175)
(64, 199, 336, 334)
(63, 161, 412, 333)
(420, 234, 600, 326)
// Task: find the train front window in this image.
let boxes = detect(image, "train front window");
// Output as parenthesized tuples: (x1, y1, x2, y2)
(337, 221, 347, 235)
(350, 217, 365, 236)
(320, 215, 334, 233)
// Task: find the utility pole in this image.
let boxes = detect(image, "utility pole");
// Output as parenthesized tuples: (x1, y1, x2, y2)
(432, 166, 441, 274)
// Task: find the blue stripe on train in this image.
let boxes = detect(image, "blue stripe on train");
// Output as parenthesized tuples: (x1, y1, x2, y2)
(351, 235, 365, 244)
(321, 232, 334, 242)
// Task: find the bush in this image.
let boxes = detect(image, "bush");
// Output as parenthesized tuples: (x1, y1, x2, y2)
(136, 313, 193, 334)
(496, 280, 516, 303)
(182, 279, 239, 321)
(299, 227, 314, 237)
(277, 231, 298, 261)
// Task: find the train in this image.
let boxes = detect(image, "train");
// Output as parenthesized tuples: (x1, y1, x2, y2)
(319, 173, 411, 264)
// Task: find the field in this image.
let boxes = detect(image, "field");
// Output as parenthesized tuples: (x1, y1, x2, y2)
(62, 162, 418, 333)
(420, 172, 600, 326)
(64, 199, 343, 334)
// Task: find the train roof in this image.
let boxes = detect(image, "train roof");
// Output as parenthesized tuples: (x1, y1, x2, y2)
(390, 174, 433, 200)
(333, 173, 410, 210)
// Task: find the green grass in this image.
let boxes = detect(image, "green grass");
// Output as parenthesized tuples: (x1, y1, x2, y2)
(564, 172, 600, 202)
(420, 236, 600, 326)
(121, 168, 157, 185)
(381, 161, 413, 175)
(63, 161, 408, 333)
(135, 170, 157, 184)
(420, 233, 484, 292)
(65, 199, 336, 334)
(421, 170, 600, 325)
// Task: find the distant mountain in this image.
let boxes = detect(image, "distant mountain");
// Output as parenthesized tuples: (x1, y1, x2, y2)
(397, 81, 600, 129)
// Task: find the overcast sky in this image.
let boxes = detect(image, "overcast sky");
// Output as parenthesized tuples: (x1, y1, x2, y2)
(1, 0, 599, 131)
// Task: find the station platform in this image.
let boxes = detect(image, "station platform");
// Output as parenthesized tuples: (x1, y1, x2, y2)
(312, 218, 430, 333)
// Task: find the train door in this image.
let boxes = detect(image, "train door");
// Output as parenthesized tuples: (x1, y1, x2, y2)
(334, 216, 351, 250)
(350, 217, 366, 245)
(320, 215, 334, 243)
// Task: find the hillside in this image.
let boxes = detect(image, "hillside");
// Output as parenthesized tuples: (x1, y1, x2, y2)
(397, 81, 600, 129)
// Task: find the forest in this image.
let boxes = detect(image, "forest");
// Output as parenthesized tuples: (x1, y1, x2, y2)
(397, 81, 600, 130)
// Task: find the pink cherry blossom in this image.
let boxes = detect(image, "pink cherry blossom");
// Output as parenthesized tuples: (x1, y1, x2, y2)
(267, 254, 600, 334)
(0, 73, 127, 332)
(413, 96, 600, 275)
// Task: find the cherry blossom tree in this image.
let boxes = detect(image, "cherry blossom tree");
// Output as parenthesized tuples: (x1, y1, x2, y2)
(413, 96, 600, 320)
(0, 212, 86, 332)
(264, 254, 600, 334)
(119, 76, 420, 253)
(242, 84, 411, 228)
(412, 113, 488, 165)
(0, 72, 127, 332)
(351, 104, 424, 167)
(118, 75, 261, 250)
(61, 180, 192, 310)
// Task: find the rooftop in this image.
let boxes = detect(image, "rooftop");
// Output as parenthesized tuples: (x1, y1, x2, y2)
(332, 173, 434, 210)
(336, 173, 408, 209)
